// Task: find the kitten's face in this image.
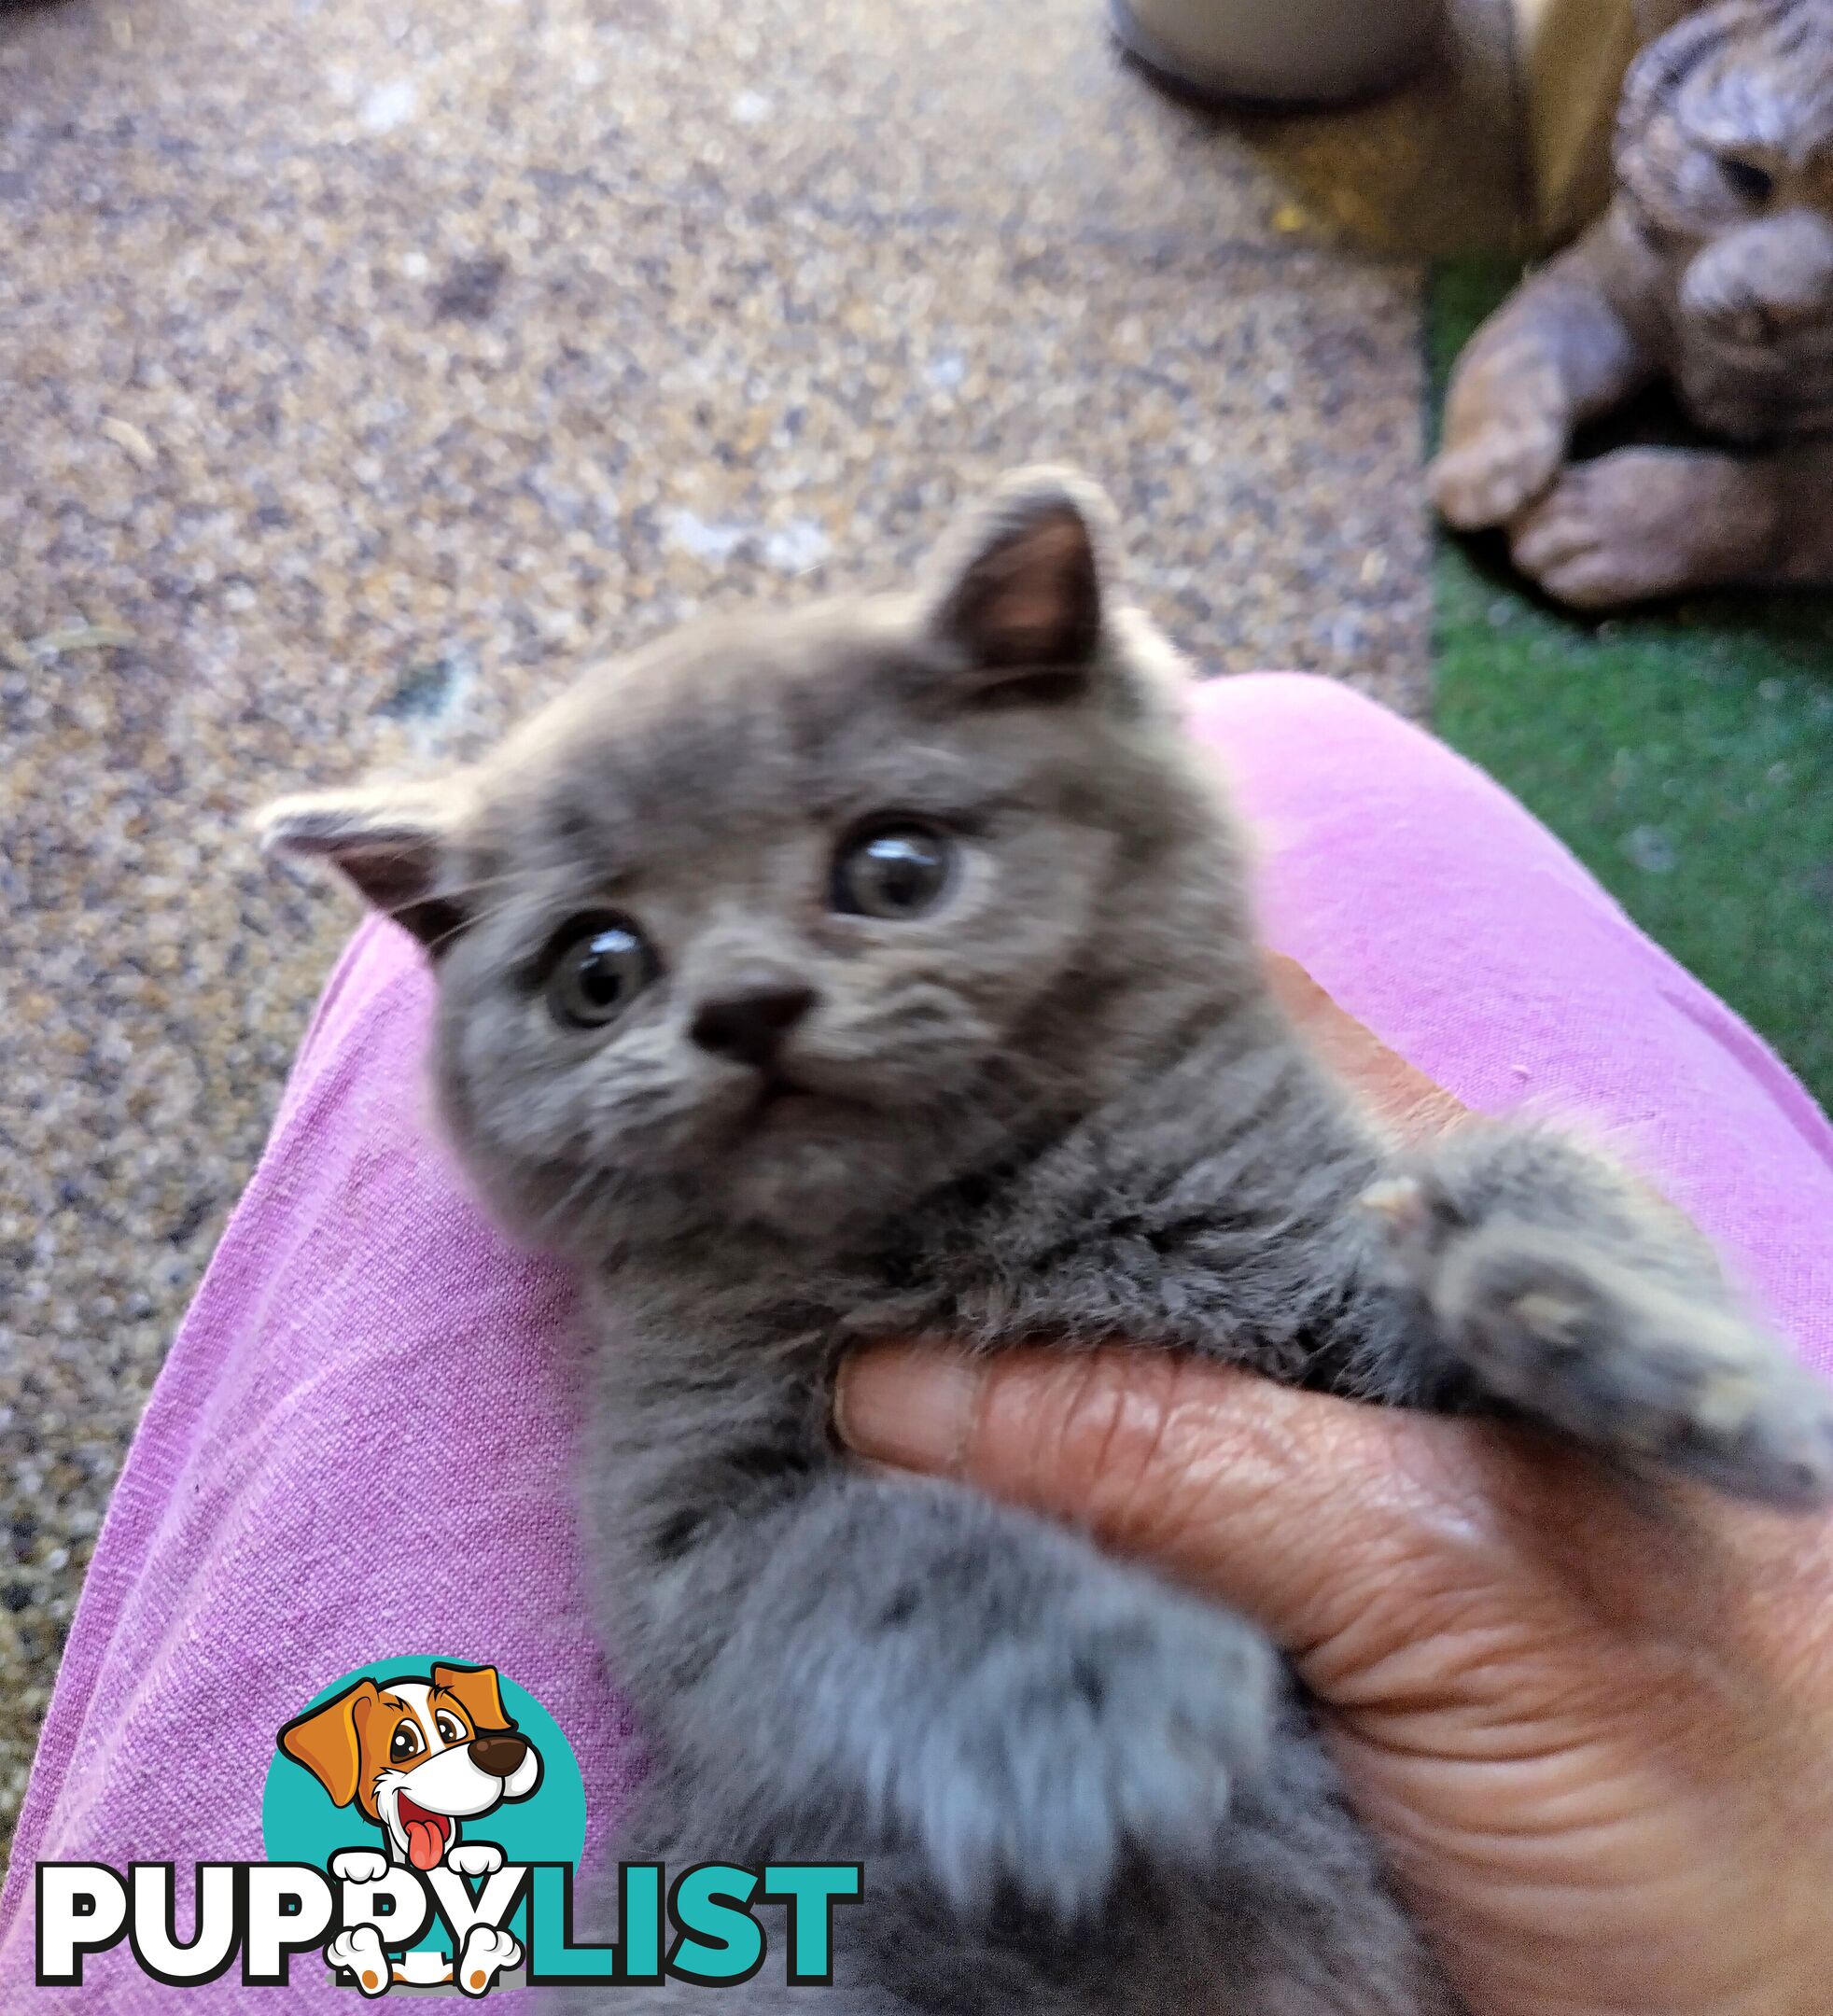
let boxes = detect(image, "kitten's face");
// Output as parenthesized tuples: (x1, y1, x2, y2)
(1621, 0, 1833, 438)
(265, 473, 1252, 1255)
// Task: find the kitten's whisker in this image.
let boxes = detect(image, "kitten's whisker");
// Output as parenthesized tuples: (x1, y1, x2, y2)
(431, 867, 537, 903)
(417, 889, 539, 953)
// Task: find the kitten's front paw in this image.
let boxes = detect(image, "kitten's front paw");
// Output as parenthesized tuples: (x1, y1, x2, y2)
(1375, 1182, 1833, 1508)
(916, 1590, 1274, 1921)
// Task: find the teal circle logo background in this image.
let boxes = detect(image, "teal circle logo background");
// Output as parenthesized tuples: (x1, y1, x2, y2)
(262, 1656, 586, 1884)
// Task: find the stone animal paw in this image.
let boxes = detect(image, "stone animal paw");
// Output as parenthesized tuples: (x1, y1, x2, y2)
(1430, 396, 1568, 528)
(457, 1925, 523, 1996)
(1508, 451, 1774, 608)
(327, 1925, 393, 1997)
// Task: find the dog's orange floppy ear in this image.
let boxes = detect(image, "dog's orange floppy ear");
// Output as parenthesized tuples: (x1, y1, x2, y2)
(431, 1662, 512, 1732)
(277, 1678, 379, 1807)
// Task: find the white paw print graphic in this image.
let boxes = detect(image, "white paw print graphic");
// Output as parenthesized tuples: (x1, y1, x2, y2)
(326, 1925, 392, 1997)
(443, 1841, 505, 1878)
(457, 1924, 522, 1996)
(329, 1848, 390, 1885)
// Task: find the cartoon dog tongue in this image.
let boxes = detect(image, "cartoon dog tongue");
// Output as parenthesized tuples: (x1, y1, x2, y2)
(398, 1798, 448, 1871)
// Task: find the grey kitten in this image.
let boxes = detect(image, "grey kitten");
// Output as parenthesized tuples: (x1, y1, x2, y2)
(264, 469, 1833, 2014)
(1432, 0, 1833, 607)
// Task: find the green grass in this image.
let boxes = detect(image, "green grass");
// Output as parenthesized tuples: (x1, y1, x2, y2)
(1430, 260, 1833, 1113)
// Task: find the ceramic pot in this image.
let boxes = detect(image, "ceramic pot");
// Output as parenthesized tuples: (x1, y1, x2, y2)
(1110, 0, 1443, 104)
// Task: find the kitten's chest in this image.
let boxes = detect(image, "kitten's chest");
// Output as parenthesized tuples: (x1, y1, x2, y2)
(875, 1121, 1373, 1372)
(607, 1035, 1377, 1403)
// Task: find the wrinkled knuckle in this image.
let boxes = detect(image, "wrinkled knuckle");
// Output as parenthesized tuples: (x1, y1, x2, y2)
(1021, 1351, 1139, 1500)
(1000, 1350, 1172, 1532)
(1081, 1354, 1214, 1553)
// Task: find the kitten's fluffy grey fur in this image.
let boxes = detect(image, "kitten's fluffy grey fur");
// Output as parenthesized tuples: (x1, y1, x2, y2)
(265, 469, 1833, 2014)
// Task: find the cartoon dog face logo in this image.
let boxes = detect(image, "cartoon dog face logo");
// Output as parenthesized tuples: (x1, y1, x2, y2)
(278, 1662, 542, 1873)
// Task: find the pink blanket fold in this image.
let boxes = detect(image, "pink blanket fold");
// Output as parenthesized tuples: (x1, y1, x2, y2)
(4, 674, 1828, 2009)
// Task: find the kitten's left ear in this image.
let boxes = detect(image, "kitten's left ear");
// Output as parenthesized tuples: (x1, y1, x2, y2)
(919, 467, 1117, 692)
(257, 777, 473, 952)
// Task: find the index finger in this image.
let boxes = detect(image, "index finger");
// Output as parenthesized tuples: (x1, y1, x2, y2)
(838, 1339, 1833, 1710)
(839, 1342, 1512, 1692)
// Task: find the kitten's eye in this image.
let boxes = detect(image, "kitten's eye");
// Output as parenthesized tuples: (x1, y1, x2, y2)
(389, 1724, 423, 1763)
(546, 916, 655, 1029)
(1719, 156, 1774, 205)
(832, 823, 956, 920)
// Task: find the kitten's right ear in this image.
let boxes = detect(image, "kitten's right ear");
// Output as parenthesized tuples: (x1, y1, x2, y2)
(257, 778, 473, 953)
(918, 467, 1116, 692)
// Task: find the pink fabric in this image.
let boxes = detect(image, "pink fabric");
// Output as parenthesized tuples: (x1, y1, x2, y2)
(4, 674, 1829, 2006)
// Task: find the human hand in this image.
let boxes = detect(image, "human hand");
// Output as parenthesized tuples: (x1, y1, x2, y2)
(835, 961, 1833, 2016)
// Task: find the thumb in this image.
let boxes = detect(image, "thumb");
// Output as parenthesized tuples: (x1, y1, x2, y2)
(835, 1343, 1514, 1685)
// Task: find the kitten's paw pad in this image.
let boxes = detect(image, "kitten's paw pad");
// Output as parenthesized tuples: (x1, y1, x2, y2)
(1429, 408, 1566, 529)
(918, 1598, 1275, 1921)
(1360, 1176, 1428, 1230)
(1435, 1223, 1833, 1509)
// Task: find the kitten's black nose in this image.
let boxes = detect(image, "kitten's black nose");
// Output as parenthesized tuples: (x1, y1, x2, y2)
(690, 982, 818, 1070)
